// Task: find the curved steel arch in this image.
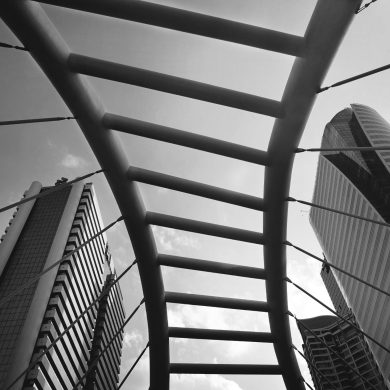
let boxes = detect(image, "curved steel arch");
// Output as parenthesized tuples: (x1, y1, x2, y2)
(263, 1, 360, 386)
(0, 0, 360, 389)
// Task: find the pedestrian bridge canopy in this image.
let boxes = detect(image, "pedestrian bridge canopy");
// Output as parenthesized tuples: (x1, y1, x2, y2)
(0, 0, 362, 389)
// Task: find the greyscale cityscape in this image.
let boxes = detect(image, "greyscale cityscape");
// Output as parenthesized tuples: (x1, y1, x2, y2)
(0, 1, 389, 390)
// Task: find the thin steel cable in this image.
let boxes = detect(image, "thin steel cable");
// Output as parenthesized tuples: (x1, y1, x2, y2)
(0, 168, 103, 214)
(318, 61, 390, 92)
(0, 215, 124, 310)
(0, 41, 28, 51)
(284, 241, 390, 298)
(296, 145, 390, 153)
(292, 345, 339, 390)
(5, 260, 138, 390)
(287, 196, 390, 229)
(286, 278, 390, 354)
(73, 297, 145, 389)
(0, 116, 75, 126)
(289, 311, 378, 390)
(356, 0, 378, 13)
(117, 342, 150, 390)
(302, 378, 315, 390)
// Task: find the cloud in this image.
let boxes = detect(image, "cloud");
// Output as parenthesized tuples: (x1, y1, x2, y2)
(157, 187, 169, 195)
(123, 329, 144, 349)
(152, 226, 200, 253)
(119, 351, 149, 390)
(168, 303, 271, 361)
(171, 374, 243, 390)
(168, 305, 228, 330)
(111, 243, 135, 270)
(224, 341, 250, 359)
(168, 304, 268, 332)
(168, 308, 186, 328)
(47, 138, 55, 148)
(60, 153, 87, 168)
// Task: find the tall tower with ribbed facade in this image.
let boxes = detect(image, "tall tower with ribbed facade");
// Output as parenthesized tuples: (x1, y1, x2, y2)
(298, 314, 387, 390)
(0, 181, 125, 389)
(309, 104, 390, 384)
(299, 266, 387, 389)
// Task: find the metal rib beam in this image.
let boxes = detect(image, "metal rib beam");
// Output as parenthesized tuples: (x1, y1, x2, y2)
(0, 2, 169, 389)
(37, 0, 305, 57)
(157, 254, 266, 279)
(262, 1, 360, 389)
(69, 54, 285, 118)
(104, 113, 269, 166)
(165, 292, 270, 312)
(170, 363, 282, 375)
(169, 327, 274, 342)
(128, 166, 265, 211)
(145, 212, 264, 245)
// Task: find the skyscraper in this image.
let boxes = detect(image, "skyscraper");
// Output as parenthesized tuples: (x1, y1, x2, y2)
(320, 262, 350, 318)
(298, 313, 387, 390)
(0, 180, 125, 389)
(299, 264, 387, 389)
(309, 104, 390, 383)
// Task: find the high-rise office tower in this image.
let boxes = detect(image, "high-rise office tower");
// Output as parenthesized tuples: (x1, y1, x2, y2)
(299, 264, 387, 389)
(320, 262, 350, 318)
(298, 313, 387, 390)
(0, 181, 125, 390)
(309, 104, 390, 383)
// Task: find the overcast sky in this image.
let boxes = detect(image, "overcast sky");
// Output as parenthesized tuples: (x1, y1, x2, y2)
(1, 1, 390, 389)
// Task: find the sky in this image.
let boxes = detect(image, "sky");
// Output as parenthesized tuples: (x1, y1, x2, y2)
(1, 0, 390, 389)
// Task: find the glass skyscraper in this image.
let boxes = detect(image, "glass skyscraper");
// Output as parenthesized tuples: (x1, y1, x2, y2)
(309, 104, 390, 384)
(0, 181, 125, 389)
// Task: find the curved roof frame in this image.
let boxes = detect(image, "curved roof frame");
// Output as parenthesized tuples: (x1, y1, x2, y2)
(0, 0, 360, 389)
(264, 0, 360, 386)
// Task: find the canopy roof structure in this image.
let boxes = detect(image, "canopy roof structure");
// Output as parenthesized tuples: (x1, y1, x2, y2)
(0, 0, 362, 389)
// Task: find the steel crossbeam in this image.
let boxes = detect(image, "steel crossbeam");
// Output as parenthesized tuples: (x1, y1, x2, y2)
(165, 291, 270, 312)
(170, 363, 282, 375)
(168, 327, 275, 343)
(145, 212, 264, 244)
(128, 166, 265, 211)
(158, 254, 267, 279)
(104, 113, 269, 165)
(69, 53, 285, 117)
(36, 0, 306, 56)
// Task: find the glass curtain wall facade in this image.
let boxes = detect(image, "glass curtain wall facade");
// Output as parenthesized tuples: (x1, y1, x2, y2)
(0, 181, 125, 390)
(309, 104, 390, 384)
